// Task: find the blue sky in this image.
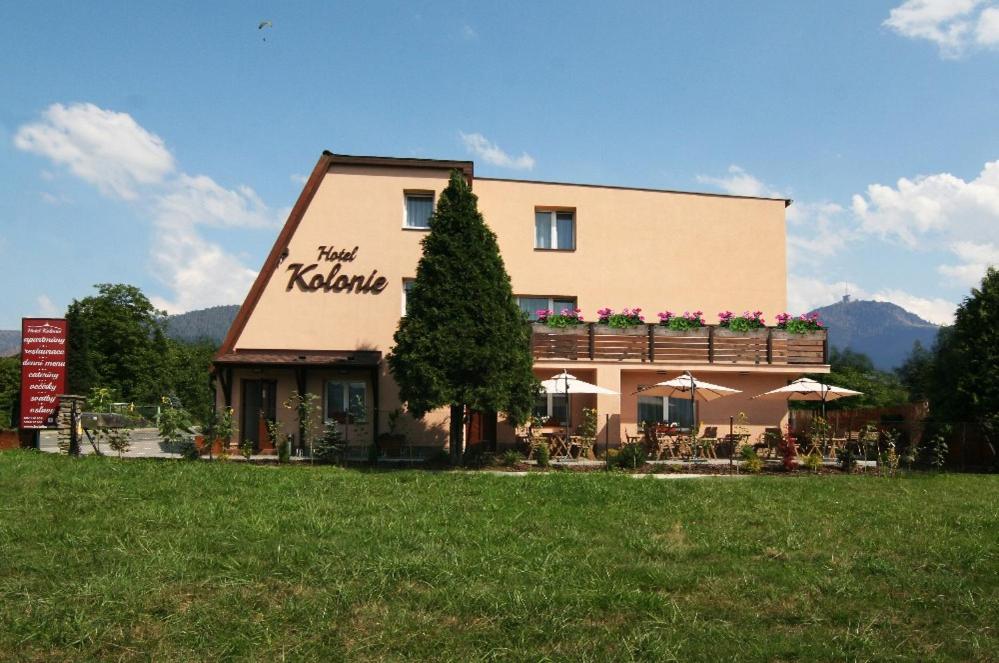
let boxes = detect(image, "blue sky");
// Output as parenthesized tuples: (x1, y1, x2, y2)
(3, 0, 999, 328)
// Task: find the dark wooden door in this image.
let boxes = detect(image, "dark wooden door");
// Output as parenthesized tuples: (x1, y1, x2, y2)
(466, 409, 498, 452)
(241, 380, 277, 451)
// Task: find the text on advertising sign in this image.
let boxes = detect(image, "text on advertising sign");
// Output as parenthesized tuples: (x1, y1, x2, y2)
(19, 318, 67, 429)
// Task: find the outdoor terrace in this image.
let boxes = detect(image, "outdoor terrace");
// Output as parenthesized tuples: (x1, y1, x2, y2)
(531, 323, 829, 366)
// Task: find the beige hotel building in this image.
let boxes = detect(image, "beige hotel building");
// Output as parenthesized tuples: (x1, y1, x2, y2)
(214, 152, 829, 452)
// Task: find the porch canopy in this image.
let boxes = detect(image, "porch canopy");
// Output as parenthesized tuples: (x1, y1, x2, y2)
(539, 371, 618, 442)
(751, 377, 862, 417)
(634, 371, 741, 430)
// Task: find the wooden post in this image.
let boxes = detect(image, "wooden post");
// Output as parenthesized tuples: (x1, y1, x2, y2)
(822, 332, 829, 364)
(647, 324, 655, 363)
(588, 323, 595, 360)
(766, 328, 773, 364)
(708, 326, 715, 363)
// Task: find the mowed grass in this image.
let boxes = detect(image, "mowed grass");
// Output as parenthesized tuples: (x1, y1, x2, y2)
(0, 453, 996, 662)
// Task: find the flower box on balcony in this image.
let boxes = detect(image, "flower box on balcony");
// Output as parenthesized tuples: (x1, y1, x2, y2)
(714, 327, 769, 339)
(532, 323, 587, 335)
(771, 329, 825, 341)
(593, 324, 647, 336)
(652, 326, 709, 338)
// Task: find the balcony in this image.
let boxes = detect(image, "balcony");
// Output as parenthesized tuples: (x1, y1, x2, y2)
(531, 323, 828, 367)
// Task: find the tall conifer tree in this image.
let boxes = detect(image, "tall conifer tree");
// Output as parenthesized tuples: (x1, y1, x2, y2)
(389, 170, 536, 462)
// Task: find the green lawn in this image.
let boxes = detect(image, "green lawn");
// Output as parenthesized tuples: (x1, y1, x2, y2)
(0, 453, 996, 661)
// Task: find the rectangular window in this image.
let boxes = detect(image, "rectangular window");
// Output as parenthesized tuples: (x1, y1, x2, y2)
(534, 210, 575, 250)
(516, 295, 577, 321)
(325, 381, 367, 423)
(401, 278, 415, 316)
(636, 393, 694, 428)
(404, 193, 434, 229)
(533, 392, 568, 426)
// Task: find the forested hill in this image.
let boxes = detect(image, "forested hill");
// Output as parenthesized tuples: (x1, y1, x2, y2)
(0, 330, 19, 357)
(162, 305, 240, 344)
(808, 298, 941, 371)
(0, 305, 240, 355)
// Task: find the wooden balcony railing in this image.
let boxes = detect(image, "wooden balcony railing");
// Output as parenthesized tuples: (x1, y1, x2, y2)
(531, 323, 828, 366)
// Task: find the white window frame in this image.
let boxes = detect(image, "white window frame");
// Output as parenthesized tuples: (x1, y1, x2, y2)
(534, 392, 568, 425)
(637, 389, 692, 426)
(535, 209, 575, 250)
(403, 191, 435, 229)
(324, 380, 368, 424)
(401, 278, 416, 316)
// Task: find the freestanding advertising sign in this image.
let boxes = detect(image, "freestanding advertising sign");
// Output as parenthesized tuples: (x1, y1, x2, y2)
(19, 318, 68, 429)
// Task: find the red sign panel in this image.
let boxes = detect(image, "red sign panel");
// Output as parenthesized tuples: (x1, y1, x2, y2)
(19, 318, 68, 429)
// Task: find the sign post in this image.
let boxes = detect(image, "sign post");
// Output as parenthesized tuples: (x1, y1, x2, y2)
(19, 318, 68, 438)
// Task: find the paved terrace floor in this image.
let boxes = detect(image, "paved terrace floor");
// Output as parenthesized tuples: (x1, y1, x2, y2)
(38, 429, 877, 469)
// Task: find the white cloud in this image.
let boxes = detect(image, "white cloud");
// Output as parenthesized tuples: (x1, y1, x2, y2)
(290, 173, 308, 185)
(148, 223, 258, 314)
(459, 131, 535, 170)
(15, 102, 276, 313)
(14, 102, 175, 199)
(884, 0, 999, 57)
(156, 174, 274, 229)
(696, 165, 782, 198)
(788, 275, 956, 325)
(937, 240, 999, 285)
(851, 160, 999, 247)
(871, 290, 957, 325)
(461, 24, 478, 40)
(35, 294, 59, 317)
(976, 6, 999, 43)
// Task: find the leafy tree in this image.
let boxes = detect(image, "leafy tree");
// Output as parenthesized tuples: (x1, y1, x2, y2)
(66, 284, 171, 404)
(896, 339, 935, 402)
(166, 338, 217, 424)
(925, 267, 999, 424)
(803, 347, 909, 410)
(388, 171, 537, 463)
(0, 356, 19, 429)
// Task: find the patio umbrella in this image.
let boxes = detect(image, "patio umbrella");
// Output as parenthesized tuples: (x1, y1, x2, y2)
(634, 371, 741, 431)
(539, 371, 619, 451)
(751, 377, 862, 417)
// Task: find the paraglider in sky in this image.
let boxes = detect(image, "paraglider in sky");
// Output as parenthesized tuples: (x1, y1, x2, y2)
(258, 20, 273, 41)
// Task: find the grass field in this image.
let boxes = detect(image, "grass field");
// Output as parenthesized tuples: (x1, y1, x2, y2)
(0, 452, 996, 661)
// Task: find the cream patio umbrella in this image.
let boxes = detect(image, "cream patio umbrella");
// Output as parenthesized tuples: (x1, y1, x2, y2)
(634, 371, 741, 432)
(539, 371, 619, 455)
(751, 377, 862, 417)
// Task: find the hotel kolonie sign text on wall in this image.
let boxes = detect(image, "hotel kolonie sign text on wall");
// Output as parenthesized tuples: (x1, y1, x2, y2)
(285, 245, 388, 294)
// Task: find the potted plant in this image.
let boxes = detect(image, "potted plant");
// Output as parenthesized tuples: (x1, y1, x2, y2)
(654, 310, 709, 337)
(715, 310, 768, 338)
(534, 308, 586, 334)
(772, 312, 825, 339)
(594, 307, 647, 335)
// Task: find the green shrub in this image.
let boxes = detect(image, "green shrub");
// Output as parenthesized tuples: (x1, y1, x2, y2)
(313, 422, 344, 464)
(837, 447, 858, 473)
(803, 451, 822, 474)
(744, 455, 763, 473)
(611, 442, 647, 470)
(501, 449, 524, 467)
(462, 446, 495, 468)
(740, 445, 758, 462)
(535, 442, 550, 468)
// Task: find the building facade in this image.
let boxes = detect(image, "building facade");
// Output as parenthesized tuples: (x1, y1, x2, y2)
(214, 152, 828, 451)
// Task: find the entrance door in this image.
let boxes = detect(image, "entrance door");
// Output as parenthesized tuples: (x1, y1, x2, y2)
(466, 409, 498, 452)
(241, 380, 277, 451)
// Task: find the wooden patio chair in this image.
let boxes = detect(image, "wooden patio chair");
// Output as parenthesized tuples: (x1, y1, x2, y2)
(573, 436, 595, 460)
(699, 426, 719, 458)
